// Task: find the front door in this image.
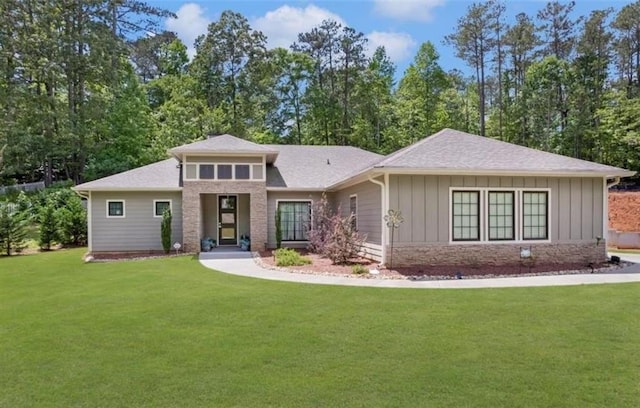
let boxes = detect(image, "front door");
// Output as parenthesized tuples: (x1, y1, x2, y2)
(218, 196, 237, 245)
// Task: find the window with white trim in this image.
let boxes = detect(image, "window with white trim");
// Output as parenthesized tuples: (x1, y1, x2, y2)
(452, 191, 480, 241)
(450, 188, 550, 243)
(107, 200, 125, 218)
(184, 162, 265, 181)
(278, 201, 311, 241)
(154, 200, 171, 217)
(523, 192, 548, 240)
(488, 191, 514, 240)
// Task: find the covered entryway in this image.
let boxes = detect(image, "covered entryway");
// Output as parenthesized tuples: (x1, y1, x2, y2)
(201, 193, 251, 248)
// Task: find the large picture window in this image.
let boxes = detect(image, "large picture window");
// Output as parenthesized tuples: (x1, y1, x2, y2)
(450, 189, 550, 243)
(278, 201, 311, 241)
(523, 192, 548, 240)
(452, 191, 480, 241)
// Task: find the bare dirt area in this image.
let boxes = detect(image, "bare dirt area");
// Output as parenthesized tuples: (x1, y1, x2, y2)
(257, 250, 620, 280)
(609, 191, 640, 232)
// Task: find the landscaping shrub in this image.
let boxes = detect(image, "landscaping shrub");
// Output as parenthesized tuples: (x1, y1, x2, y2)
(308, 194, 365, 265)
(275, 206, 282, 249)
(38, 202, 59, 250)
(161, 208, 172, 253)
(0, 202, 28, 255)
(56, 194, 87, 246)
(274, 248, 311, 267)
(352, 264, 368, 275)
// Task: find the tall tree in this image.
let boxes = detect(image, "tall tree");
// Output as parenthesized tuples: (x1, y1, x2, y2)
(191, 10, 267, 137)
(445, 1, 496, 136)
(395, 42, 449, 144)
(612, 1, 640, 97)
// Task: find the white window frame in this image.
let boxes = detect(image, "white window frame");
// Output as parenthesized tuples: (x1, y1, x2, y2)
(183, 158, 266, 181)
(153, 199, 172, 218)
(448, 187, 551, 244)
(106, 200, 126, 218)
(276, 199, 313, 242)
(349, 194, 358, 231)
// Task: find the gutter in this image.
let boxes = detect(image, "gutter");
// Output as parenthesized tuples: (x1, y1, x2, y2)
(607, 176, 621, 188)
(368, 174, 386, 266)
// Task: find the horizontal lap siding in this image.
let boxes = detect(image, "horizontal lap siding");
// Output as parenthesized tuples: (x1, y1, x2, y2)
(91, 192, 183, 252)
(389, 175, 604, 245)
(333, 180, 382, 245)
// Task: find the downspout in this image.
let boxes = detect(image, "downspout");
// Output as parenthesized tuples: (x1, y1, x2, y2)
(368, 174, 386, 265)
(603, 177, 621, 246)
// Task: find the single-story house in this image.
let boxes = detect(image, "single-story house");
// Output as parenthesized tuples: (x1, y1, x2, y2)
(73, 128, 635, 267)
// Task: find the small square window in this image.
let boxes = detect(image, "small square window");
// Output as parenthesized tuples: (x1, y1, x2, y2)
(154, 200, 171, 217)
(218, 164, 232, 179)
(107, 201, 125, 218)
(236, 164, 250, 180)
(199, 164, 215, 179)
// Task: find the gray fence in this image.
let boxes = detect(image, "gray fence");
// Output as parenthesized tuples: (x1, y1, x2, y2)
(0, 181, 45, 195)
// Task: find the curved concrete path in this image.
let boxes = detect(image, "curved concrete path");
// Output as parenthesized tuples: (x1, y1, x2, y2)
(199, 251, 640, 289)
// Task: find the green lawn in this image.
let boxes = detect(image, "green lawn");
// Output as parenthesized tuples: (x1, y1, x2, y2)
(1, 250, 639, 407)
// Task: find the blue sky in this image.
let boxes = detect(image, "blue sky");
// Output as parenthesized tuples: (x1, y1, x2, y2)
(150, 0, 628, 77)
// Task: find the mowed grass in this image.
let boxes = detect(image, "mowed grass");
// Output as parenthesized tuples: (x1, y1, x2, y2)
(1, 250, 639, 407)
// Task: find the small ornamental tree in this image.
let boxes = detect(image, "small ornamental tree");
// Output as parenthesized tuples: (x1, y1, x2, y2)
(56, 195, 87, 246)
(0, 203, 28, 256)
(161, 208, 172, 254)
(38, 202, 58, 250)
(308, 194, 365, 265)
(275, 206, 282, 249)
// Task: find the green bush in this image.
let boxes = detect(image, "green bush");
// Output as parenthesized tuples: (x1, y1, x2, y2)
(274, 248, 311, 267)
(161, 208, 172, 254)
(56, 195, 87, 246)
(0, 203, 28, 255)
(351, 264, 368, 275)
(38, 202, 59, 250)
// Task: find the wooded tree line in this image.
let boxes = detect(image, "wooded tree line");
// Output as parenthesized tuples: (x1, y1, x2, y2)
(1, 0, 640, 186)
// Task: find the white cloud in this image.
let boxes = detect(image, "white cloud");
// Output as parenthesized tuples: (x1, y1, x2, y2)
(366, 31, 416, 62)
(166, 3, 211, 58)
(373, 0, 446, 22)
(252, 5, 346, 49)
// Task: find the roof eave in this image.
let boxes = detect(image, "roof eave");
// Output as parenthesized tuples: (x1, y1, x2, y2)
(72, 187, 183, 192)
(373, 167, 636, 178)
(266, 187, 326, 192)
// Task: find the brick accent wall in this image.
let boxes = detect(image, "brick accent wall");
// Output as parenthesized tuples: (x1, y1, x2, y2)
(389, 241, 607, 267)
(182, 181, 267, 253)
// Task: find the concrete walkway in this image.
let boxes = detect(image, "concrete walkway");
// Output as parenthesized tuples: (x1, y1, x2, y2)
(199, 251, 640, 289)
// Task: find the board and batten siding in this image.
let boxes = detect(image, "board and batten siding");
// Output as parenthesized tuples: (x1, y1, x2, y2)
(388, 175, 604, 244)
(266, 191, 325, 248)
(91, 191, 183, 252)
(333, 180, 382, 245)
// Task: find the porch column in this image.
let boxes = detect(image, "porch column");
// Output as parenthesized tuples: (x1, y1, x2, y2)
(249, 189, 268, 251)
(182, 189, 202, 253)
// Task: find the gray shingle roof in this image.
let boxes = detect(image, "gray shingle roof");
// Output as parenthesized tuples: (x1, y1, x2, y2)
(74, 130, 634, 192)
(375, 128, 634, 177)
(170, 134, 279, 162)
(265, 145, 384, 189)
(74, 158, 181, 191)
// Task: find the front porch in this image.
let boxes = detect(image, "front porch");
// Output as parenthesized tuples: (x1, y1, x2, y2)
(199, 245, 253, 259)
(181, 181, 268, 253)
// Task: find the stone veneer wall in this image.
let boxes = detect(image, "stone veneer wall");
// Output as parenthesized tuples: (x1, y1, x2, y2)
(389, 241, 607, 267)
(182, 181, 267, 253)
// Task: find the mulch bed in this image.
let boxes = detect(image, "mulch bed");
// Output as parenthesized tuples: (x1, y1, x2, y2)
(258, 249, 623, 280)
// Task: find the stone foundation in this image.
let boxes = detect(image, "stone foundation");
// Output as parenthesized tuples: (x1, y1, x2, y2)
(389, 241, 607, 268)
